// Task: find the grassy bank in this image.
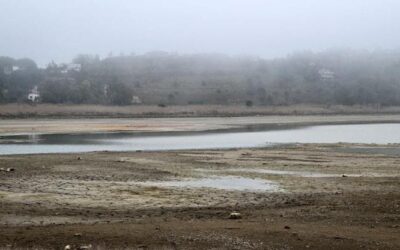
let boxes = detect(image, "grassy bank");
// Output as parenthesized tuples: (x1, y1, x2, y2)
(1, 104, 400, 118)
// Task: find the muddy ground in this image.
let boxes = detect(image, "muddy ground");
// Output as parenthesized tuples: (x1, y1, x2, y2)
(0, 144, 399, 249)
(2, 114, 400, 135)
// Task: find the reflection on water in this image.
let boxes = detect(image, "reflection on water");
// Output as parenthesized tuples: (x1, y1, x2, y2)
(0, 123, 400, 155)
(138, 176, 280, 192)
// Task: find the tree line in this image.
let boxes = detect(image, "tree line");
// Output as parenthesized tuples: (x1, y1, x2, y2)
(1, 49, 400, 106)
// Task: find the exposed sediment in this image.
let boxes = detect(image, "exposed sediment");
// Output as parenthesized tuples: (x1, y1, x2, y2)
(0, 144, 399, 249)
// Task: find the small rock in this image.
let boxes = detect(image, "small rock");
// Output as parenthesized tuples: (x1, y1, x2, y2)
(77, 157, 81, 160)
(6, 168, 15, 172)
(333, 236, 346, 240)
(78, 244, 92, 250)
(342, 174, 348, 177)
(284, 225, 291, 230)
(64, 245, 72, 250)
(229, 212, 242, 219)
(74, 233, 82, 237)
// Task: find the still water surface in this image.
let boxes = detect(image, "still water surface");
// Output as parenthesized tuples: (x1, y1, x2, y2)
(0, 123, 399, 155)
(138, 176, 280, 192)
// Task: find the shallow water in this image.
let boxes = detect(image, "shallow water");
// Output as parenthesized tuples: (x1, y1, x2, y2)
(219, 168, 393, 178)
(1, 123, 400, 155)
(138, 176, 280, 192)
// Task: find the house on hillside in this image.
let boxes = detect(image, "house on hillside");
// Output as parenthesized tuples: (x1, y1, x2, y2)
(132, 95, 142, 104)
(61, 63, 82, 74)
(27, 86, 40, 102)
(318, 69, 335, 81)
(3, 65, 19, 75)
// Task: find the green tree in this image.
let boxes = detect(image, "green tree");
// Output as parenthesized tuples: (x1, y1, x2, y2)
(107, 82, 133, 105)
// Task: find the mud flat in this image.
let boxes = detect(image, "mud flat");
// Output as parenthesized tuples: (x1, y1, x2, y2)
(2, 114, 400, 136)
(0, 144, 399, 249)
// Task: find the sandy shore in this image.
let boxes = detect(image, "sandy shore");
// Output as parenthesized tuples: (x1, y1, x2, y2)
(1, 114, 400, 135)
(1, 144, 399, 249)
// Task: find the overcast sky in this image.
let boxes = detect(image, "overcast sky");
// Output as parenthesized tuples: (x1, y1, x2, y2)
(0, 0, 399, 66)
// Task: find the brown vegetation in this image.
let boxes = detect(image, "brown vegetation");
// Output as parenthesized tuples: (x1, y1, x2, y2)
(1, 104, 400, 118)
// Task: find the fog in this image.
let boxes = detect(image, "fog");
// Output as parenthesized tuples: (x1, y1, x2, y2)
(1, 0, 399, 66)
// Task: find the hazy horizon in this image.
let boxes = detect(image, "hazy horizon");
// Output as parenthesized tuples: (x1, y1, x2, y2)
(1, 0, 399, 66)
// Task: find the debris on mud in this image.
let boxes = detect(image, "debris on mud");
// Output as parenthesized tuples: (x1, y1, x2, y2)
(229, 212, 242, 219)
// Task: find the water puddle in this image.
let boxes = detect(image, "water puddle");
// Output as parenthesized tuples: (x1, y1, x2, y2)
(2, 123, 400, 155)
(138, 176, 280, 192)
(219, 168, 390, 178)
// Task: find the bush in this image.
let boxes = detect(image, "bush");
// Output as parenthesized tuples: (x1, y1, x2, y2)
(245, 100, 253, 107)
(107, 82, 133, 105)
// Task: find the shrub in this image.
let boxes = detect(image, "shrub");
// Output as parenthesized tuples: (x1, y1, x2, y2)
(245, 100, 253, 107)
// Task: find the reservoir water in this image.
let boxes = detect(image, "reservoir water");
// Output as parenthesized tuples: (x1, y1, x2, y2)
(0, 123, 399, 155)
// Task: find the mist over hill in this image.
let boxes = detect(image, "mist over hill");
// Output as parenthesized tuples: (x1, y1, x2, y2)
(1, 49, 400, 106)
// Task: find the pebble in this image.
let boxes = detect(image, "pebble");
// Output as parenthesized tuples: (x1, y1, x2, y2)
(229, 212, 242, 219)
(78, 244, 92, 250)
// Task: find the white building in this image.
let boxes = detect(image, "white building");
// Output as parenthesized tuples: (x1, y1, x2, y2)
(67, 63, 81, 72)
(318, 69, 335, 81)
(3, 65, 19, 75)
(28, 86, 40, 102)
(61, 64, 82, 74)
(132, 95, 142, 104)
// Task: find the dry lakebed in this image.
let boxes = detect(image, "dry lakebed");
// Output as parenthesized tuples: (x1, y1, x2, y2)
(0, 116, 399, 249)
